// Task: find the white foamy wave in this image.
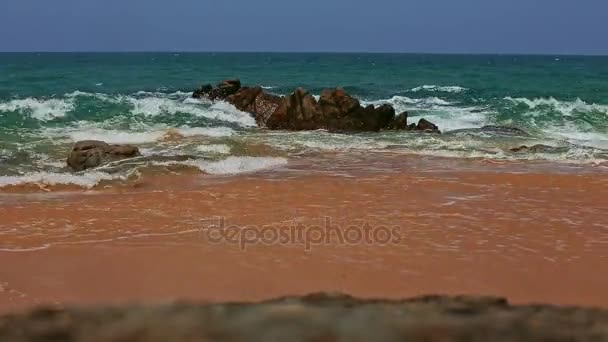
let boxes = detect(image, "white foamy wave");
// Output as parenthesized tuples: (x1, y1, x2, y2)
(363, 96, 452, 112)
(297, 140, 390, 151)
(43, 122, 235, 145)
(0, 98, 74, 121)
(0, 171, 125, 189)
(410, 85, 468, 93)
(66, 90, 256, 127)
(505, 97, 608, 116)
(408, 108, 489, 132)
(543, 124, 608, 150)
(196, 144, 231, 154)
(69, 130, 166, 144)
(188, 157, 288, 175)
(130, 95, 256, 126)
(64, 91, 118, 103)
(177, 126, 235, 138)
(363, 96, 486, 132)
(261, 86, 276, 90)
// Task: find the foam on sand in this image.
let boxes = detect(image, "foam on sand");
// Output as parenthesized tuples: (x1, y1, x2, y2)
(0, 171, 126, 189)
(196, 144, 231, 154)
(187, 156, 288, 175)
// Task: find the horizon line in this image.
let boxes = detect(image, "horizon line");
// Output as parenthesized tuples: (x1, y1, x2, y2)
(0, 50, 607, 57)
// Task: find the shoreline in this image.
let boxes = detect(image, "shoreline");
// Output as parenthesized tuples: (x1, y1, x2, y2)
(1, 151, 607, 193)
(1, 153, 607, 314)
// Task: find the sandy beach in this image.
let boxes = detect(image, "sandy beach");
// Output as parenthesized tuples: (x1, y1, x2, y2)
(1, 153, 607, 314)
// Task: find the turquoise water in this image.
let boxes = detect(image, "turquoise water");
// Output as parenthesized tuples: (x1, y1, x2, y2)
(1, 53, 608, 186)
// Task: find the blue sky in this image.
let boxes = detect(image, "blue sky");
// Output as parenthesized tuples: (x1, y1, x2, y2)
(1, 0, 606, 54)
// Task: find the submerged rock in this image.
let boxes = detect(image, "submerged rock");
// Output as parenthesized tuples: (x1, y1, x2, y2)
(1, 293, 607, 341)
(449, 126, 529, 137)
(193, 80, 440, 133)
(510, 144, 568, 153)
(67, 140, 141, 172)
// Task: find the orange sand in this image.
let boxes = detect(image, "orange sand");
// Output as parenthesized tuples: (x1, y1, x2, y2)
(0, 156, 607, 313)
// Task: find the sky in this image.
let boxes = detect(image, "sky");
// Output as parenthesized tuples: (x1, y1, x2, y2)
(1, 0, 606, 54)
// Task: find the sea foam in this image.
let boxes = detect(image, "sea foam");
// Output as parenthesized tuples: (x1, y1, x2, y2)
(505, 97, 608, 117)
(0, 171, 125, 189)
(0, 98, 75, 121)
(410, 85, 468, 93)
(196, 144, 231, 154)
(187, 156, 288, 175)
(42, 121, 235, 145)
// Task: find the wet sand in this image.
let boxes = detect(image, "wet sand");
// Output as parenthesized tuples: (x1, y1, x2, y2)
(1, 154, 607, 313)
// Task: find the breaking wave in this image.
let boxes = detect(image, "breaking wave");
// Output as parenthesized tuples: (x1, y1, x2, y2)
(40, 122, 235, 145)
(0, 98, 75, 121)
(504, 97, 608, 117)
(0, 91, 256, 127)
(189, 156, 288, 175)
(410, 85, 468, 93)
(0, 171, 127, 189)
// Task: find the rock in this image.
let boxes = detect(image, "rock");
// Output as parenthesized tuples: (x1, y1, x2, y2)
(67, 140, 141, 172)
(510, 144, 567, 153)
(160, 129, 185, 142)
(318, 88, 361, 118)
(415, 118, 441, 133)
(267, 88, 321, 130)
(448, 126, 528, 137)
(193, 79, 241, 100)
(192, 84, 213, 99)
(214, 79, 241, 99)
(227, 86, 282, 127)
(479, 125, 529, 136)
(2, 293, 607, 341)
(319, 88, 395, 131)
(387, 112, 409, 130)
(194, 81, 440, 132)
(266, 88, 396, 131)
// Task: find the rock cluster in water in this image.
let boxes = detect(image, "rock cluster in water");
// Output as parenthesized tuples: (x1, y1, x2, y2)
(193, 79, 440, 133)
(1, 293, 607, 341)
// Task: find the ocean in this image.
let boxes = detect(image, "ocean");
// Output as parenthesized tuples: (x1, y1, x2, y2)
(1, 52, 608, 188)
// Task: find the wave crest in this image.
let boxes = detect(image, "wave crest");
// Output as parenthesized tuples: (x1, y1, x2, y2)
(0, 98, 74, 121)
(410, 85, 468, 93)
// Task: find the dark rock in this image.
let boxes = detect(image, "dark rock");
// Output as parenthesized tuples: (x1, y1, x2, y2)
(387, 112, 409, 130)
(415, 118, 441, 133)
(267, 88, 320, 130)
(1, 293, 607, 341)
(479, 125, 529, 137)
(192, 84, 213, 99)
(193, 79, 242, 101)
(194, 81, 441, 132)
(227, 86, 282, 127)
(510, 144, 568, 153)
(67, 140, 141, 172)
(266, 88, 396, 132)
(449, 126, 529, 137)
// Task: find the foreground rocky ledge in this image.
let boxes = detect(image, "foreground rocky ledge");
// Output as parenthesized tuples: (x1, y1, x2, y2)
(2, 293, 607, 341)
(194, 79, 440, 132)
